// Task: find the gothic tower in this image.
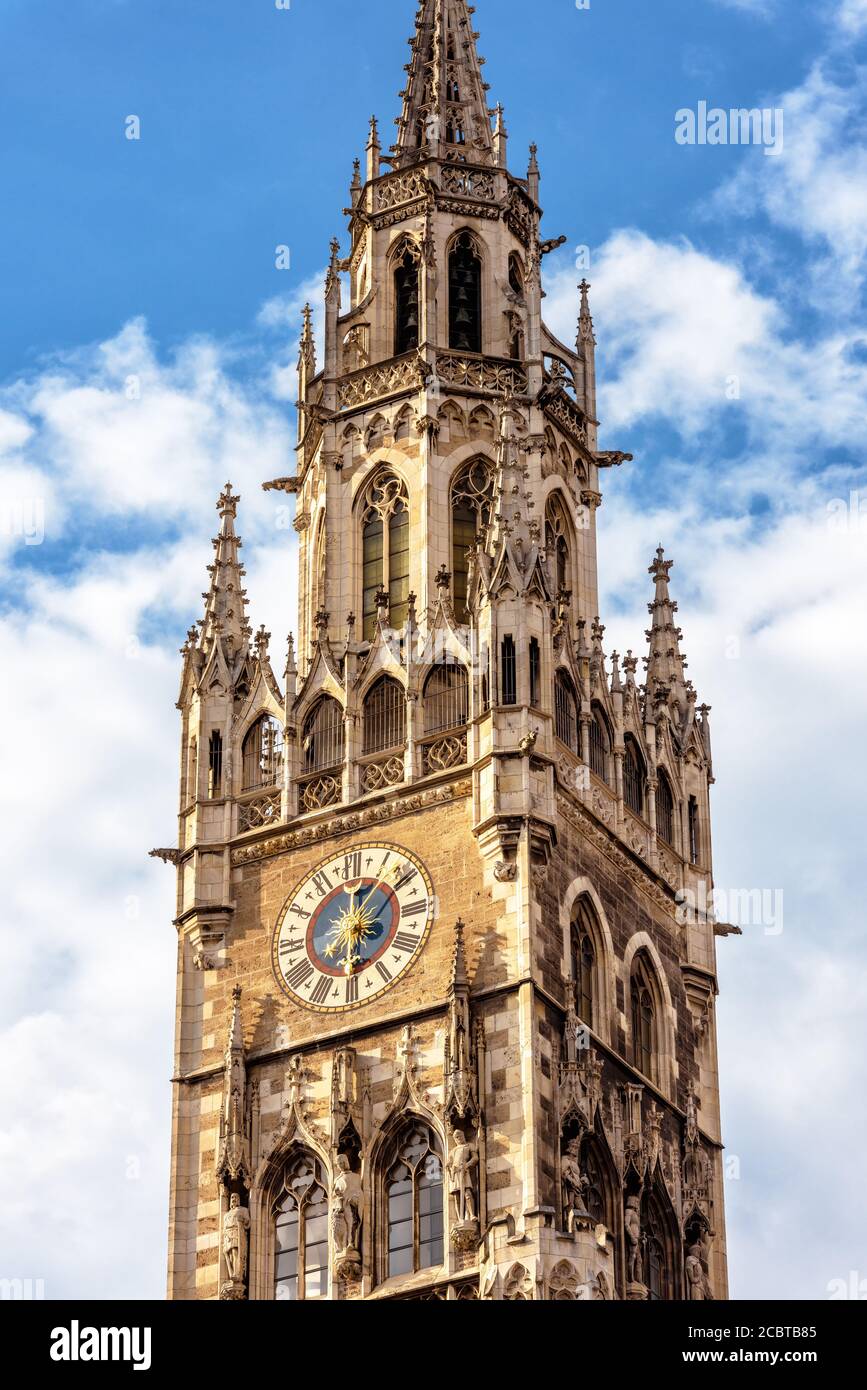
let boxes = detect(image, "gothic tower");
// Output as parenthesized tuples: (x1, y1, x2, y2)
(163, 0, 729, 1302)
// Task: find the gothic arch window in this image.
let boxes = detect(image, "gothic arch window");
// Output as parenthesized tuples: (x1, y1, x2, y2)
(656, 769, 675, 847)
(508, 252, 525, 296)
(451, 457, 494, 618)
(630, 952, 656, 1081)
(363, 676, 406, 756)
(313, 515, 327, 614)
(589, 705, 611, 784)
(688, 795, 701, 865)
(394, 244, 421, 355)
(187, 736, 197, 803)
(394, 405, 413, 441)
(644, 1192, 675, 1302)
(448, 231, 482, 353)
(384, 1124, 444, 1280)
(545, 494, 572, 596)
(360, 471, 411, 641)
(500, 634, 517, 707)
(569, 896, 600, 1027)
(529, 638, 541, 708)
(208, 730, 223, 798)
(624, 736, 645, 818)
(555, 670, 579, 754)
(437, 400, 466, 444)
(423, 663, 469, 736)
(274, 1153, 329, 1302)
(302, 697, 345, 774)
(242, 715, 284, 793)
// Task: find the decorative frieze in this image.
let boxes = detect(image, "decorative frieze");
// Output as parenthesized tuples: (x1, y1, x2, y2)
(238, 794, 281, 834)
(435, 352, 528, 396)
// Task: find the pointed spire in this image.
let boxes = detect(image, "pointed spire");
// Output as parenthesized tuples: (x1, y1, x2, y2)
(393, 0, 494, 167)
(444, 919, 478, 1126)
(199, 483, 251, 656)
(366, 115, 381, 180)
(297, 303, 316, 417)
(527, 142, 540, 201)
(450, 917, 469, 997)
(216, 986, 252, 1187)
(492, 102, 508, 165)
(486, 397, 536, 557)
(325, 238, 342, 303)
(577, 279, 596, 348)
(645, 546, 690, 715)
(350, 158, 362, 205)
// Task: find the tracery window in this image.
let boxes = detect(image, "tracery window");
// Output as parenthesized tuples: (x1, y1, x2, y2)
(302, 697, 345, 774)
(570, 897, 597, 1027)
(555, 671, 579, 753)
(424, 663, 469, 736)
(630, 954, 655, 1081)
(589, 707, 611, 784)
(500, 634, 517, 707)
(545, 494, 571, 595)
(361, 471, 410, 641)
(274, 1154, 329, 1301)
(656, 770, 675, 847)
(451, 457, 494, 619)
(242, 715, 284, 792)
(363, 676, 406, 756)
(448, 231, 482, 353)
(624, 737, 645, 818)
(644, 1194, 672, 1302)
(688, 795, 700, 865)
(208, 730, 223, 798)
(394, 245, 420, 355)
(386, 1125, 444, 1279)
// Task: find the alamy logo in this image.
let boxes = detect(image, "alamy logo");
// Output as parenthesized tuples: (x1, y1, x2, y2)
(675, 102, 784, 157)
(50, 1321, 152, 1372)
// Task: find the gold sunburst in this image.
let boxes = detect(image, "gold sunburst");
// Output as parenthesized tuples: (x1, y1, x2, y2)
(323, 891, 379, 975)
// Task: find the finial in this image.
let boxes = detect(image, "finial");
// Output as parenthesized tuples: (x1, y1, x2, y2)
(450, 919, 469, 996)
(436, 564, 452, 591)
(217, 482, 239, 518)
(314, 609, 330, 636)
(254, 625, 270, 662)
(528, 143, 539, 171)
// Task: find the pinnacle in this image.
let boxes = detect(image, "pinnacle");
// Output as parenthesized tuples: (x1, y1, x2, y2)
(392, 0, 495, 167)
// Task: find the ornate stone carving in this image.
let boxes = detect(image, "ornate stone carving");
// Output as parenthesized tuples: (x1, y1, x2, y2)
(686, 1243, 714, 1301)
(435, 352, 528, 395)
(337, 352, 427, 411)
(503, 1262, 534, 1301)
(238, 793, 281, 833)
(448, 1127, 479, 1250)
(220, 1194, 250, 1300)
(299, 774, 342, 814)
(361, 756, 405, 793)
(422, 732, 467, 774)
(493, 860, 517, 882)
(375, 169, 430, 210)
(330, 1155, 363, 1281)
(441, 165, 495, 199)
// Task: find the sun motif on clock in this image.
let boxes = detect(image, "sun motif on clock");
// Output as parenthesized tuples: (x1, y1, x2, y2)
(271, 843, 435, 1012)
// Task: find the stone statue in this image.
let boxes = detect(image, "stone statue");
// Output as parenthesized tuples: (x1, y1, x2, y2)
(223, 1193, 251, 1285)
(560, 1138, 589, 1226)
(331, 1155, 363, 1255)
(448, 1130, 479, 1224)
(686, 1244, 713, 1301)
(625, 1196, 643, 1285)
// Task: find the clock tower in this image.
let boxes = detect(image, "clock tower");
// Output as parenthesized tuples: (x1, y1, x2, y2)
(163, 0, 730, 1302)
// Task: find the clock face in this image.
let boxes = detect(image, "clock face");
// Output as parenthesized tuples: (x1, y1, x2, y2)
(272, 842, 435, 1013)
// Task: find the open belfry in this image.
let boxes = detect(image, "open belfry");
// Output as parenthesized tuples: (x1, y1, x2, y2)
(164, 0, 729, 1302)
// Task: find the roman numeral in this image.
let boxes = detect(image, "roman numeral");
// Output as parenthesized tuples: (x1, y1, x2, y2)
(376, 961, 392, 983)
(393, 866, 417, 893)
(399, 897, 427, 916)
(310, 975, 333, 1006)
(312, 870, 333, 898)
(342, 852, 362, 881)
(285, 960, 314, 991)
(279, 939, 303, 957)
(393, 931, 420, 954)
(378, 852, 392, 877)
(345, 975, 359, 1005)
(289, 904, 311, 920)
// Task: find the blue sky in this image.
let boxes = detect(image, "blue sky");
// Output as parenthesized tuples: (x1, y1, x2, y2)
(1, 0, 867, 1301)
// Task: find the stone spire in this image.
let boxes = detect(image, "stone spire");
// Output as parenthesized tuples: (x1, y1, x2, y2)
(444, 919, 478, 1125)
(199, 483, 251, 657)
(645, 546, 689, 715)
(392, 0, 494, 167)
(216, 986, 252, 1188)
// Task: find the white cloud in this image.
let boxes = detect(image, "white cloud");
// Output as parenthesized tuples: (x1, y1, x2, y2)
(837, 0, 867, 35)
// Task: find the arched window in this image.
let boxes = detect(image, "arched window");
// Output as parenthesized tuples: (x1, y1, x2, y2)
(451, 457, 494, 619)
(424, 663, 468, 735)
(274, 1154, 329, 1301)
(589, 707, 611, 784)
(394, 246, 420, 355)
(364, 677, 406, 755)
(644, 1193, 672, 1302)
(508, 252, 525, 296)
(529, 639, 541, 708)
(624, 737, 645, 818)
(545, 495, 571, 596)
(302, 697, 345, 774)
(208, 730, 222, 798)
(448, 232, 482, 353)
(386, 1125, 444, 1279)
(361, 471, 410, 641)
(242, 715, 284, 792)
(656, 770, 675, 847)
(500, 634, 517, 706)
(570, 897, 597, 1026)
(555, 671, 579, 753)
(630, 954, 655, 1080)
(688, 795, 700, 865)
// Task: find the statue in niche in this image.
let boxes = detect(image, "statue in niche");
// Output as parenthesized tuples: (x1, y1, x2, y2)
(448, 1130, 479, 1224)
(560, 1137, 589, 1228)
(222, 1193, 251, 1287)
(686, 1244, 713, 1301)
(625, 1196, 643, 1285)
(331, 1155, 363, 1259)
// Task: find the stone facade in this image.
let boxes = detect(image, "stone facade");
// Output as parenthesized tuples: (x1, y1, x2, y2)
(162, 0, 729, 1303)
